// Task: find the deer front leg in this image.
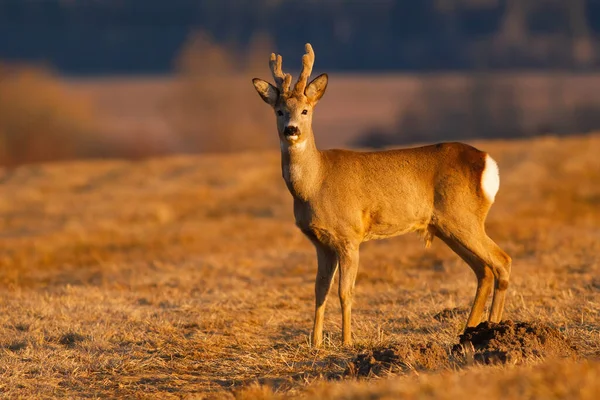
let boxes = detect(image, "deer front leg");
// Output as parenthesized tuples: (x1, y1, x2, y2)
(312, 243, 338, 348)
(338, 245, 359, 346)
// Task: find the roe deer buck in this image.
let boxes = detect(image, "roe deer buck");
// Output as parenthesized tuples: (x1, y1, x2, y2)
(252, 44, 511, 347)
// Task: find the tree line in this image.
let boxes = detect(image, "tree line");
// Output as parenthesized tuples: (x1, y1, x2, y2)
(1, 0, 600, 74)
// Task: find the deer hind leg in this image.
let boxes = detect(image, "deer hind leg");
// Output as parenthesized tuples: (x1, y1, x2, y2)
(312, 242, 338, 348)
(337, 244, 359, 346)
(436, 232, 494, 328)
(489, 254, 511, 322)
(436, 219, 512, 325)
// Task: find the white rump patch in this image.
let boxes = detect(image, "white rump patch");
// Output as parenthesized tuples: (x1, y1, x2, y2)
(481, 154, 500, 202)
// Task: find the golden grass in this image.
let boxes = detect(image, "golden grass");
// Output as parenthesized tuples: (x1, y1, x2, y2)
(0, 134, 599, 398)
(306, 359, 600, 400)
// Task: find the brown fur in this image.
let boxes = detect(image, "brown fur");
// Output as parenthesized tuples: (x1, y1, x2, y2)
(252, 44, 511, 347)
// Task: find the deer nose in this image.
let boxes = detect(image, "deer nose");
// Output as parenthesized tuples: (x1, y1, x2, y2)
(283, 126, 300, 137)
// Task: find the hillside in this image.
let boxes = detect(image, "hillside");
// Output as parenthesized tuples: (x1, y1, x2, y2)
(0, 134, 599, 398)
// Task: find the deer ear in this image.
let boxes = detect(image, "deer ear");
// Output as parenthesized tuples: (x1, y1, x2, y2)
(305, 73, 328, 103)
(252, 78, 279, 106)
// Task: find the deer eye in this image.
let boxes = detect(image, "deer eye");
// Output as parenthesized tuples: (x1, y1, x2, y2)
(301, 109, 308, 115)
(277, 110, 284, 116)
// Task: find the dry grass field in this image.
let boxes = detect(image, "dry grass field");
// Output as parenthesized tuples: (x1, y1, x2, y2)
(1, 133, 600, 398)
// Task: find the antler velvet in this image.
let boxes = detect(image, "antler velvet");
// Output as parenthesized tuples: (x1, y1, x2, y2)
(268, 43, 314, 97)
(269, 53, 291, 94)
(293, 44, 315, 96)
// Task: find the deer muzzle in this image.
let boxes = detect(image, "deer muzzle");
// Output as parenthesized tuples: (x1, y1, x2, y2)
(283, 125, 300, 139)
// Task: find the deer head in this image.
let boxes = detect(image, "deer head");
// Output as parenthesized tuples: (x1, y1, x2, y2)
(252, 44, 328, 146)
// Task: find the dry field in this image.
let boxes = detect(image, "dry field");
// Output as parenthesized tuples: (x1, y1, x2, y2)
(1, 133, 600, 398)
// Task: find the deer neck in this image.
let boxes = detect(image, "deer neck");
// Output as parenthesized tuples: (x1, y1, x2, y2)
(280, 133, 322, 201)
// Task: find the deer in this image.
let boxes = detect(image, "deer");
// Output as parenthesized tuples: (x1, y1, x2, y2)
(252, 44, 512, 347)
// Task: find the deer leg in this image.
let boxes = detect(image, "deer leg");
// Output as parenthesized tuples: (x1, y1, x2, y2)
(436, 233, 494, 328)
(312, 243, 338, 348)
(476, 236, 511, 323)
(489, 258, 511, 322)
(468, 267, 494, 327)
(338, 245, 359, 346)
(437, 221, 512, 326)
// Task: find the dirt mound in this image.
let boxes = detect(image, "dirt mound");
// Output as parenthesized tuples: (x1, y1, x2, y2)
(346, 321, 577, 378)
(345, 342, 447, 377)
(58, 332, 87, 348)
(453, 320, 577, 364)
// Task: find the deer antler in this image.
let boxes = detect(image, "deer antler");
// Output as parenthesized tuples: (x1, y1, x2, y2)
(293, 43, 315, 95)
(269, 53, 292, 94)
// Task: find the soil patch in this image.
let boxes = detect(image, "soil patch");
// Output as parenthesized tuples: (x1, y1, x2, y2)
(346, 320, 578, 378)
(58, 332, 87, 348)
(453, 320, 578, 364)
(433, 307, 468, 322)
(345, 342, 447, 377)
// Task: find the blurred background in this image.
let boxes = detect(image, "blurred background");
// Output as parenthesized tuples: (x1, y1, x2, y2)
(2, 0, 600, 166)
